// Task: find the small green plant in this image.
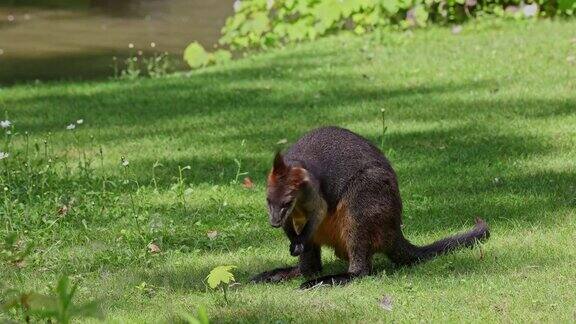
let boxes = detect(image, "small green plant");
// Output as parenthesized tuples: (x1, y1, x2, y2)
(174, 165, 192, 214)
(114, 49, 173, 80)
(135, 281, 157, 298)
(143, 52, 172, 78)
(231, 140, 248, 185)
(380, 108, 388, 151)
(214, 0, 576, 52)
(151, 160, 163, 192)
(232, 158, 249, 185)
(99, 146, 107, 199)
(183, 42, 232, 70)
(206, 265, 237, 304)
(178, 306, 210, 324)
(1, 276, 103, 323)
(121, 156, 142, 236)
(121, 56, 141, 80)
(0, 232, 34, 269)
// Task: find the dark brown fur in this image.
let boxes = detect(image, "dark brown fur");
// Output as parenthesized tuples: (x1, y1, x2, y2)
(252, 126, 490, 289)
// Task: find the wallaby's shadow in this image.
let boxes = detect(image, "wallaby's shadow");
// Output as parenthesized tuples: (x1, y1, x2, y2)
(140, 235, 567, 294)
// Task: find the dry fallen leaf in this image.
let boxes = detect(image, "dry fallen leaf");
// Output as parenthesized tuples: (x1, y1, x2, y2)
(493, 303, 506, 314)
(14, 260, 27, 269)
(58, 205, 69, 216)
(148, 243, 161, 254)
(379, 295, 393, 311)
(242, 177, 254, 189)
(207, 230, 218, 240)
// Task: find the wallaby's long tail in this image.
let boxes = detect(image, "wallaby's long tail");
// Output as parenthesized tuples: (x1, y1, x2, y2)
(387, 218, 490, 266)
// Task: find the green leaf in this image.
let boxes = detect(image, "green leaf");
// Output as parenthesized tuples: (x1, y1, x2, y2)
(26, 293, 59, 320)
(341, 0, 364, 16)
(197, 306, 209, 324)
(559, 0, 576, 10)
(183, 42, 211, 69)
(354, 25, 366, 34)
(56, 276, 71, 306)
(3, 232, 17, 247)
(206, 265, 236, 289)
(397, 0, 412, 9)
(381, 0, 399, 13)
(179, 312, 202, 324)
(313, 0, 343, 28)
(240, 12, 270, 35)
(71, 300, 104, 320)
(211, 50, 232, 65)
(179, 306, 209, 324)
(413, 6, 429, 26)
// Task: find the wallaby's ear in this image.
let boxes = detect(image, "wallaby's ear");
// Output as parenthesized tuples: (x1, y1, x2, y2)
(289, 167, 309, 189)
(272, 151, 288, 174)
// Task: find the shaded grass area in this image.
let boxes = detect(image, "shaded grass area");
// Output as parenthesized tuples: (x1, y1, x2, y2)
(1, 19, 576, 322)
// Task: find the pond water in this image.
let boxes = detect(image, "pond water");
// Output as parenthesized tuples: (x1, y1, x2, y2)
(0, 0, 233, 84)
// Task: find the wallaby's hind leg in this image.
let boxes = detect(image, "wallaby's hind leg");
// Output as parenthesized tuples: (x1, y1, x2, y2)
(299, 172, 394, 289)
(252, 244, 322, 283)
(299, 241, 372, 289)
(299, 217, 373, 289)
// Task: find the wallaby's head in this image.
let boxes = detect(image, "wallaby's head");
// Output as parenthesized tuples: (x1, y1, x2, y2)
(266, 152, 309, 228)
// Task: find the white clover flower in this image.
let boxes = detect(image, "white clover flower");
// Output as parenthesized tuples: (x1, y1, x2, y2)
(128, 43, 135, 49)
(122, 159, 129, 167)
(233, 0, 242, 12)
(66, 123, 76, 130)
(0, 120, 11, 128)
(150, 42, 156, 48)
(76, 119, 84, 124)
(0, 151, 9, 160)
(522, 2, 538, 17)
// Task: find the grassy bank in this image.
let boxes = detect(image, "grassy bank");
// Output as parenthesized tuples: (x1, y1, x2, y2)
(1, 19, 575, 322)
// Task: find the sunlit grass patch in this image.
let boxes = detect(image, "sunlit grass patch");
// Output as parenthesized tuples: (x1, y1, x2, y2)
(1, 20, 576, 322)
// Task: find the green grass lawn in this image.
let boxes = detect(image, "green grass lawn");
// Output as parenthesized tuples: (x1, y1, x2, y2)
(1, 19, 576, 323)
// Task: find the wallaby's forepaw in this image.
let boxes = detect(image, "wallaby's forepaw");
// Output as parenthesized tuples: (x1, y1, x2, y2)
(299, 273, 353, 290)
(250, 266, 301, 284)
(290, 242, 305, 256)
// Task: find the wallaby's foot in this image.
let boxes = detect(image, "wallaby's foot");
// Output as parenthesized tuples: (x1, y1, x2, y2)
(300, 273, 353, 289)
(290, 242, 305, 256)
(250, 266, 301, 283)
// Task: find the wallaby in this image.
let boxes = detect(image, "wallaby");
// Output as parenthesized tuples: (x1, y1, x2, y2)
(251, 126, 489, 289)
